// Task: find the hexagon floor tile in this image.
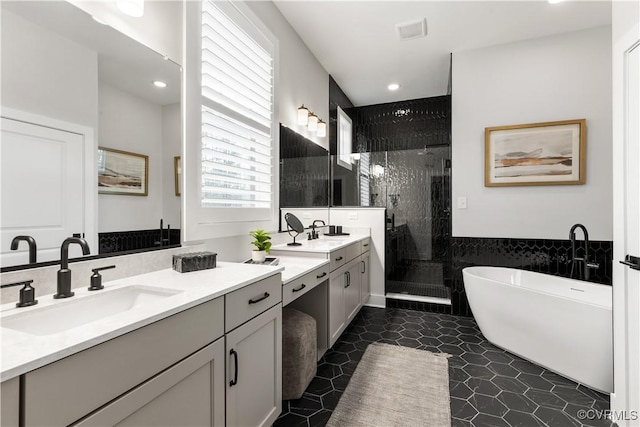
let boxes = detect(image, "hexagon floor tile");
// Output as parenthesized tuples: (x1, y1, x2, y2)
(273, 307, 614, 427)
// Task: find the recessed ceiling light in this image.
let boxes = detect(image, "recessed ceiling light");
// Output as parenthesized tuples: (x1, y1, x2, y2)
(388, 83, 400, 91)
(153, 80, 167, 88)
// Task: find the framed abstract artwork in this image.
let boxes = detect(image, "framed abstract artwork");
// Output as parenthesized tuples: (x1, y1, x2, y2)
(485, 119, 586, 187)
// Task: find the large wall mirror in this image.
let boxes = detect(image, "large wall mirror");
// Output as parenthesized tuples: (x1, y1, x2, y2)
(279, 124, 330, 208)
(1, 1, 181, 270)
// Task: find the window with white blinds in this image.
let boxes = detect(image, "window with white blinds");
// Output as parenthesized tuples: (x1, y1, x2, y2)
(200, 0, 274, 209)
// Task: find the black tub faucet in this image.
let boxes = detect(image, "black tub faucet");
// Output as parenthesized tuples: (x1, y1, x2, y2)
(569, 224, 599, 280)
(10, 235, 37, 264)
(54, 237, 90, 299)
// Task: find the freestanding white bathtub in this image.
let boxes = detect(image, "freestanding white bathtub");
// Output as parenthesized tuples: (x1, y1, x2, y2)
(462, 266, 613, 393)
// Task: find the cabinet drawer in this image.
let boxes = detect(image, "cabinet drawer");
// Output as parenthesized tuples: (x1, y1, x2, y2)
(226, 273, 282, 332)
(282, 264, 330, 306)
(329, 248, 347, 271)
(360, 238, 371, 253)
(345, 242, 360, 262)
(24, 296, 224, 427)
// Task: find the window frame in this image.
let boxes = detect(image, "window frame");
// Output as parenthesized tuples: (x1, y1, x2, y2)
(183, 0, 279, 241)
(337, 106, 353, 171)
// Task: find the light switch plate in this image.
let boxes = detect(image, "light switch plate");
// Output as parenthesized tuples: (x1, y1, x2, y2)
(457, 197, 467, 209)
(348, 212, 358, 220)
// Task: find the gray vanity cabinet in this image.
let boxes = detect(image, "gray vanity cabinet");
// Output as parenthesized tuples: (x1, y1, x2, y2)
(345, 257, 362, 324)
(1, 377, 19, 427)
(225, 304, 282, 427)
(23, 297, 225, 426)
(328, 240, 371, 347)
(74, 338, 225, 427)
(361, 251, 370, 305)
(329, 264, 348, 346)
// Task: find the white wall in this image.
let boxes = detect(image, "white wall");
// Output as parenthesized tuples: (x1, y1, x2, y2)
(247, 1, 329, 150)
(98, 83, 164, 232)
(452, 26, 613, 240)
(1, 9, 98, 129)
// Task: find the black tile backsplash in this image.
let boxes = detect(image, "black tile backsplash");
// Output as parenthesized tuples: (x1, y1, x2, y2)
(349, 95, 451, 153)
(98, 229, 180, 254)
(451, 237, 613, 317)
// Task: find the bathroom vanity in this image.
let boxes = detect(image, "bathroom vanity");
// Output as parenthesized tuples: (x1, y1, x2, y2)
(272, 233, 371, 349)
(0, 263, 283, 427)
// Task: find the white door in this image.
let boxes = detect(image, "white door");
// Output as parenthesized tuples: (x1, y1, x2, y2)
(1, 117, 91, 265)
(612, 22, 640, 426)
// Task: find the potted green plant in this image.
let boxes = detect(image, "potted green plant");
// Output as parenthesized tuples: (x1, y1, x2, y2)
(249, 229, 271, 263)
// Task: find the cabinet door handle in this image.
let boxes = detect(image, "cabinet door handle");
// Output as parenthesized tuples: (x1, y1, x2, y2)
(345, 271, 350, 288)
(335, 256, 343, 261)
(229, 349, 238, 387)
(292, 284, 306, 293)
(363, 243, 369, 247)
(248, 292, 270, 304)
(317, 272, 327, 279)
(361, 260, 366, 274)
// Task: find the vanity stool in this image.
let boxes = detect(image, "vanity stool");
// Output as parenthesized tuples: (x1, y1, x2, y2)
(282, 308, 317, 400)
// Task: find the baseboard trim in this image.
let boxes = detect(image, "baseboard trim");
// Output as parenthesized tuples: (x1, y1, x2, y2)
(364, 293, 386, 308)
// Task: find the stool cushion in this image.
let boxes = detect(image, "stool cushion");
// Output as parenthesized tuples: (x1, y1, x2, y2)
(282, 308, 317, 400)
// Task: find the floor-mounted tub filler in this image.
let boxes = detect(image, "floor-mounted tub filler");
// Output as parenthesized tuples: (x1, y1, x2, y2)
(463, 266, 613, 393)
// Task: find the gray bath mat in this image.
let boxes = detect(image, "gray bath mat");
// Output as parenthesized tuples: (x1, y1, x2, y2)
(326, 342, 451, 427)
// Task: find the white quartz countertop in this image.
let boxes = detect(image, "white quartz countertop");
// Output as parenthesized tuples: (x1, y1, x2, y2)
(0, 262, 282, 381)
(271, 233, 369, 254)
(275, 256, 329, 284)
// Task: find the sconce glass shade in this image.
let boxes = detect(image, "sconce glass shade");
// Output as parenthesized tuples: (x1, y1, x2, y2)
(117, 0, 144, 17)
(307, 113, 319, 132)
(317, 120, 327, 137)
(297, 105, 309, 126)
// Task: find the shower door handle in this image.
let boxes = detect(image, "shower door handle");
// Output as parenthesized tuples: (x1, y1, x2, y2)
(620, 255, 640, 270)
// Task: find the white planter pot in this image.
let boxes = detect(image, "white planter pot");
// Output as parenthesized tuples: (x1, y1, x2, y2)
(252, 250, 267, 263)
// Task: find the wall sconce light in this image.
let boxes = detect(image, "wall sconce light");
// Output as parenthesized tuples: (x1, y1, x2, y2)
(297, 105, 309, 126)
(117, 0, 144, 17)
(297, 104, 327, 138)
(307, 113, 319, 132)
(317, 120, 327, 138)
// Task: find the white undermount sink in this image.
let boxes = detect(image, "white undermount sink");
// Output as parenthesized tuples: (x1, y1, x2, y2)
(1, 285, 182, 336)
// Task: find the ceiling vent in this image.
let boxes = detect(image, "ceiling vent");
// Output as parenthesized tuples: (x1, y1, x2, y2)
(395, 18, 427, 41)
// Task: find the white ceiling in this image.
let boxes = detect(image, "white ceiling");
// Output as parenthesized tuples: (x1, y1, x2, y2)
(274, 1, 612, 107)
(4, 1, 180, 106)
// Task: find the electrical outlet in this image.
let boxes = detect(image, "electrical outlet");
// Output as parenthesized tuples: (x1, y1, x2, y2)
(348, 212, 358, 220)
(457, 197, 467, 209)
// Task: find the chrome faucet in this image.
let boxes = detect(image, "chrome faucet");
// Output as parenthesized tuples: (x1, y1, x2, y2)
(54, 237, 90, 299)
(10, 235, 37, 264)
(569, 224, 599, 280)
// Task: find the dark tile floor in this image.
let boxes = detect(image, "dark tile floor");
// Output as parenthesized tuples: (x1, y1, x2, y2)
(274, 306, 613, 427)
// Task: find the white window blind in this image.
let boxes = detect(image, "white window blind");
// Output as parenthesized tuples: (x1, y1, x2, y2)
(200, 0, 273, 209)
